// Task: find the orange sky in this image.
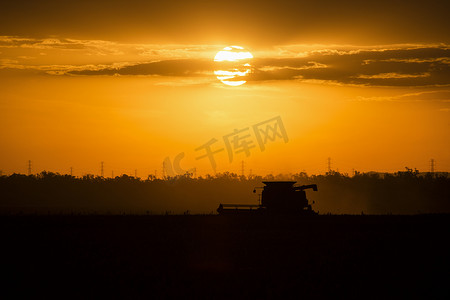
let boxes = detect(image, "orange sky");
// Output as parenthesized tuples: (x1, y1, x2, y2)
(0, 1, 449, 176)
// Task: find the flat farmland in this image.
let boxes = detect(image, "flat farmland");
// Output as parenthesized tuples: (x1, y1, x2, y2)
(1, 215, 449, 298)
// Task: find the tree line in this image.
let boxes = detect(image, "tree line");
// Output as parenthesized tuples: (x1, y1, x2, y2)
(0, 169, 449, 215)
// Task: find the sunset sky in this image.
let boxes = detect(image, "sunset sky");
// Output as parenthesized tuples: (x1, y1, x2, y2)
(1, 0, 449, 176)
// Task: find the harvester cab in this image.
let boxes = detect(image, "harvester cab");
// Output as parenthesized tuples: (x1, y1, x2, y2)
(259, 181, 317, 214)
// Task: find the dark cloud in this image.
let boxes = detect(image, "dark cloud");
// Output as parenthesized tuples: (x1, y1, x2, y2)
(249, 46, 450, 86)
(67, 45, 450, 87)
(69, 59, 214, 76)
(355, 90, 450, 102)
(0, 37, 123, 57)
(0, 37, 90, 49)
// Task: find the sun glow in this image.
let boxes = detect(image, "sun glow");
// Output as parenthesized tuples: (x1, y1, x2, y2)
(214, 46, 253, 86)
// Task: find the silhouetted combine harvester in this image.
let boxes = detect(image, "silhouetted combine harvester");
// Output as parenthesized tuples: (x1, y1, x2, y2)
(217, 181, 318, 215)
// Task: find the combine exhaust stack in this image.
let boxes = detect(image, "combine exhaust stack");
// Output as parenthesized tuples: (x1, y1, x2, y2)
(217, 181, 318, 215)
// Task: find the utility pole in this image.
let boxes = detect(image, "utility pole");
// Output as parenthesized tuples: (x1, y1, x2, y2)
(241, 160, 245, 177)
(327, 157, 331, 173)
(28, 160, 32, 175)
(135, 169, 137, 178)
(430, 159, 435, 173)
(70, 167, 73, 176)
(101, 161, 104, 177)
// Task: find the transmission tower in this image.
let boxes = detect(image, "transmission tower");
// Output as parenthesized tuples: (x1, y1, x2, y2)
(28, 160, 32, 175)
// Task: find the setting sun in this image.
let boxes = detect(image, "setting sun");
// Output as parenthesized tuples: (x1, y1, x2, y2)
(214, 46, 253, 86)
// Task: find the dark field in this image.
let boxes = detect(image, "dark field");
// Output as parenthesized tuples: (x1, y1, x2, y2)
(2, 215, 449, 299)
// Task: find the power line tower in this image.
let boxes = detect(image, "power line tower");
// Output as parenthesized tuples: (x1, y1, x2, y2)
(327, 157, 331, 173)
(28, 160, 32, 175)
(430, 159, 435, 173)
(101, 161, 104, 177)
